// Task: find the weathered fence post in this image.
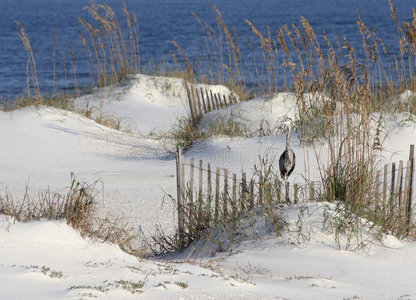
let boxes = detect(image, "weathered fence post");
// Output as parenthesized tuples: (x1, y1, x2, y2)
(188, 158, 195, 230)
(207, 163, 212, 225)
(294, 183, 298, 204)
(223, 95, 228, 107)
(397, 160, 404, 216)
(210, 90, 216, 110)
(216, 93, 222, 108)
(184, 81, 196, 121)
(215, 167, 220, 222)
(198, 160, 203, 227)
(190, 87, 197, 117)
(176, 148, 185, 246)
(391, 162, 396, 191)
(390, 162, 396, 215)
(383, 164, 388, 218)
(374, 170, 381, 214)
(223, 168, 229, 220)
(404, 160, 411, 216)
(205, 89, 212, 112)
(232, 173, 237, 218)
(241, 172, 247, 213)
(285, 182, 290, 203)
(258, 174, 263, 205)
(213, 92, 219, 109)
(309, 182, 314, 202)
(406, 144, 414, 232)
(200, 88, 207, 113)
(249, 179, 254, 209)
(196, 87, 203, 117)
(194, 87, 203, 115)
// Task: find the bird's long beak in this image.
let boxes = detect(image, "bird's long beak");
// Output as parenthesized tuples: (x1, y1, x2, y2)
(282, 117, 292, 125)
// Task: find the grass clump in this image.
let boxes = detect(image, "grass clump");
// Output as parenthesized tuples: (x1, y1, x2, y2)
(170, 116, 202, 150)
(41, 266, 64, 279)
(205, 115, 249, 137)
(115, 279, 145, 294)
(0, 173, 96, 231)
(175, 281, 188, 289)
(0, 173, 146, 257)
(69, 285, 110, 293)
(170, 114, 250, 150)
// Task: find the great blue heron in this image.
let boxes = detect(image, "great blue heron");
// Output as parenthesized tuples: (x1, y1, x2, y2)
(279, 118, 295, 203)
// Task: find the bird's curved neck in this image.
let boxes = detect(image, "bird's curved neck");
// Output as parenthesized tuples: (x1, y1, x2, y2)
(286, 122, 292, 150)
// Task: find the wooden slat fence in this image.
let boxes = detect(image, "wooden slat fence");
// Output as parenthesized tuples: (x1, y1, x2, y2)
(375, 144, 415, 232)
(184, 81, 238, 121)
(176, 144, 415, 244)
(175, 148, 319, 245)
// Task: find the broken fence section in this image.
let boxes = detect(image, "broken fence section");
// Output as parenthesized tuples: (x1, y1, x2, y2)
(184, 81, 238, 121)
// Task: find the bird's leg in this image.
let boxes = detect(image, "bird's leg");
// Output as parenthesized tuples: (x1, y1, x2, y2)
(285, 177, 290, 204)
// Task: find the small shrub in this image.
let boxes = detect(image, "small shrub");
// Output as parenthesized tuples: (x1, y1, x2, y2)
(41, 266, 64, 279)
(171, 116, 202, 149)
(175, 281, 188, 289)
(205, 115, 249, 137)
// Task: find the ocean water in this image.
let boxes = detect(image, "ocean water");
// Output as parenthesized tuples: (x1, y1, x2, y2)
(0, 0, 414, 99)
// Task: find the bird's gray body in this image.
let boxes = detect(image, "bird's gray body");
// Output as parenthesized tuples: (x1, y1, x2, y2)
(279, 148, 295, 180)
(279, 118, 296, 204)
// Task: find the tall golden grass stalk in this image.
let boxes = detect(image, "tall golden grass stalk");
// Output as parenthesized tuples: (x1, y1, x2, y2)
(15, 21, 40, 100)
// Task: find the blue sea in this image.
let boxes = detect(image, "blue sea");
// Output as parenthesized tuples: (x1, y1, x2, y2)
(0, 0, 414, 99)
